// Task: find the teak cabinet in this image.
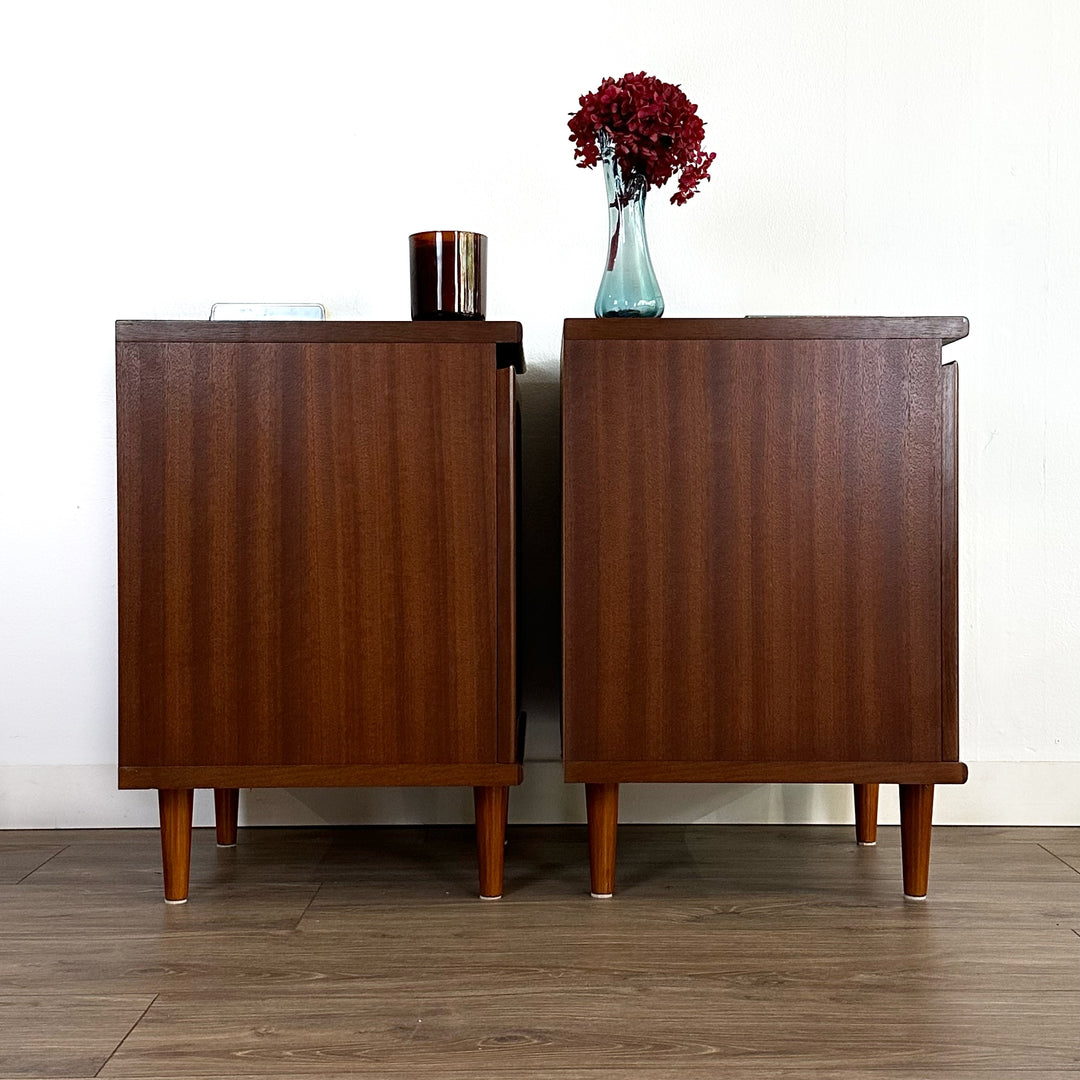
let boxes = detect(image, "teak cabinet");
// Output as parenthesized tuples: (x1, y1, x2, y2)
(116, 321, 524, 901)
(562, 318, 968, 898)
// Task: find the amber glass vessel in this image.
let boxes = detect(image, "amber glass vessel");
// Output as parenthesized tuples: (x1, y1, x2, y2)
(409, 230, 487, 320)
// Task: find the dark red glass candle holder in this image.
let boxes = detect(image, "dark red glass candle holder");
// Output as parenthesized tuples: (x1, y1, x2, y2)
(409, 231, 487, 320)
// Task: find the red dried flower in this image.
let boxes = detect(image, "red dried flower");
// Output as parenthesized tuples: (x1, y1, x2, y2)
(569, 72, 716, 205)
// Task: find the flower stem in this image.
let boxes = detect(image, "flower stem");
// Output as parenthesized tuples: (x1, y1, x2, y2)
(606, 199, 621, 272)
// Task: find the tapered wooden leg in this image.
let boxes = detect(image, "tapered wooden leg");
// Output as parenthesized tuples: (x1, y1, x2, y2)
(899, 783, 934, 899)
(214, 788, 239, 847)
(854, 783, 879, 845)
(474, 786, 508, 900)
(158, 788, 194, 904)
(586, 783, 619, 898)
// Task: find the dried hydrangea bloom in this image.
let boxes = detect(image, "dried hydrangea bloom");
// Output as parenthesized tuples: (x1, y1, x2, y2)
(569, 72, 716, 205)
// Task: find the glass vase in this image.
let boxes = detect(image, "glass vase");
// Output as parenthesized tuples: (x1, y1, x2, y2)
(594, 137, 664, 318)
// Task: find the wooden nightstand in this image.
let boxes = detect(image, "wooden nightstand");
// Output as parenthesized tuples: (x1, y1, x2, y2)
(562, 317, 967, 898)
(116, 321, 524, 901)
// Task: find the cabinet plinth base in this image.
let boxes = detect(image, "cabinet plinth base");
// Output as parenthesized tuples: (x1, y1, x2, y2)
(565, 762, 967, 784)
(122, 764, 524, 789)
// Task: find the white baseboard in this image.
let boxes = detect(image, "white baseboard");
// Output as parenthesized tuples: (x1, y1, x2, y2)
(0, 761, 1076, 829)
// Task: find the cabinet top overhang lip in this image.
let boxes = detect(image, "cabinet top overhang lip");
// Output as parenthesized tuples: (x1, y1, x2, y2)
(563, 316, 969, 346)
(115, 320, 525, 372)
(115, 320, 523, 345)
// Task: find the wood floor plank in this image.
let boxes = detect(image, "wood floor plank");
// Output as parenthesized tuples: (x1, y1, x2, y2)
(1, 925, 1076, 995)
(98, 987, 1080, 1075)
(0, 844, 66, 884)
(907, 826, 1078, 845)
(0, 882, 321, 937)
(18, 829, 336, 888)
(0, 830, 103, 846)
(299, 880, 1080, 932)
(29, 1074, 1080, 1080)
(1039, 846, 1080, 874)
(0, 994, 154, 1079)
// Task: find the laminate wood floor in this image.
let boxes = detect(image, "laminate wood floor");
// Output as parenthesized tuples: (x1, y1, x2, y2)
(0, 824, 1077, 1079)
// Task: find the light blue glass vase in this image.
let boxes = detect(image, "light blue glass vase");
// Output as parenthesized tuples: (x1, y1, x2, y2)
(594, 136, 664, 318)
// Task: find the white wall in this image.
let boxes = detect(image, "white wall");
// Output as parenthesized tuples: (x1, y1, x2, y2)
(1, 0, 1077, 827)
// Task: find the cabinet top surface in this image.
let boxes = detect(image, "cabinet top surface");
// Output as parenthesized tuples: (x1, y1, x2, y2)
(116, 320, 524, 345)
(563, 316, 969, 345)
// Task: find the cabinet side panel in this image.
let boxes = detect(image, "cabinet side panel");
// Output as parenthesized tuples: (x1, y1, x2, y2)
(117, 341, 498, 768)
(496, 368, 520, 763)
(563, 337, 943, 763)
(942, 360, 959, 759)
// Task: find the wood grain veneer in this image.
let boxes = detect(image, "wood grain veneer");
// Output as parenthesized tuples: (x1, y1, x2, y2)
(564, 335, 945, 765)
(119, 339, 504, 769)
